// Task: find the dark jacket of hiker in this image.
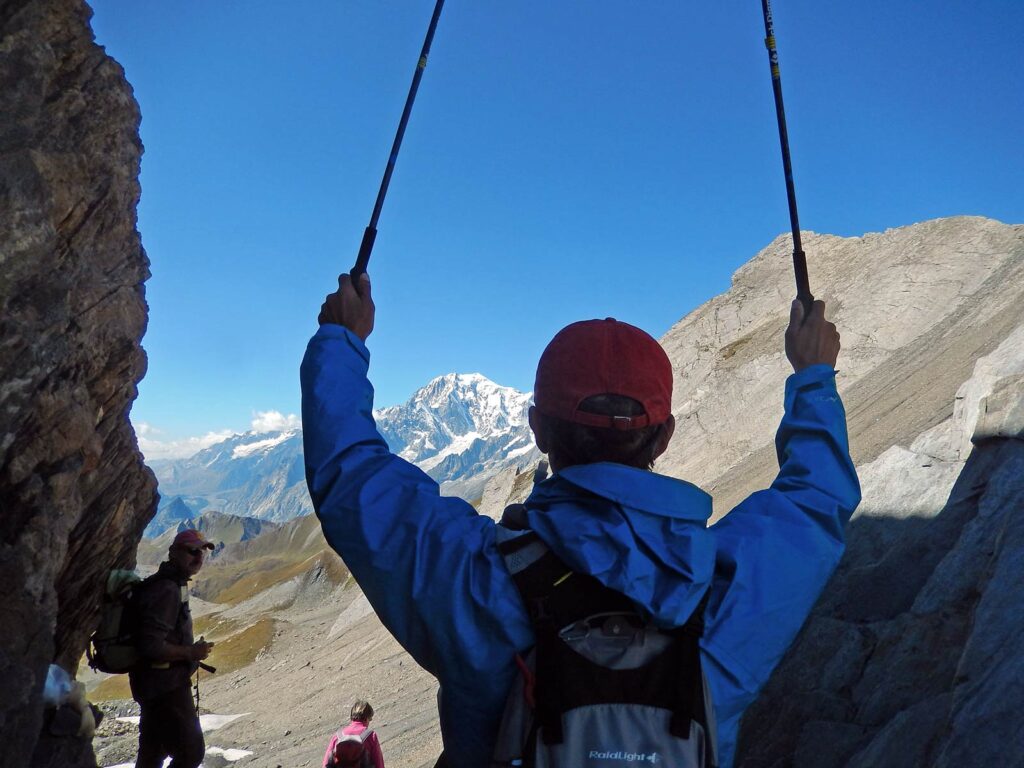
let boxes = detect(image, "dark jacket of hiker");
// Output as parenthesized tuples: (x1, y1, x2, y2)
(301, 323, 860, 768)
(129, 561, 196, 703)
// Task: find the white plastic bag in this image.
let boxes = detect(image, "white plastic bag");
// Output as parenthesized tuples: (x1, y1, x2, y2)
(42, 664, 73, 707)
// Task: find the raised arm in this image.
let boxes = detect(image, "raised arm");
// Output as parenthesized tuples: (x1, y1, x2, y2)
(301, 274, 530, 677)
(700, 300, 861, 762)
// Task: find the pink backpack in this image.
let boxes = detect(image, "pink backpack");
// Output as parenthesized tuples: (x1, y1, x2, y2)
(331, 727, 372, 768)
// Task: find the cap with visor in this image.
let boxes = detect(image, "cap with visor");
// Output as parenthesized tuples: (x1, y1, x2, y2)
(172, 529, 215, 551)
(533, 318, 673, 431)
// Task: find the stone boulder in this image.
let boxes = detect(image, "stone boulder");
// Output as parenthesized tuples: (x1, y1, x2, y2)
(0, 1, 156, 765)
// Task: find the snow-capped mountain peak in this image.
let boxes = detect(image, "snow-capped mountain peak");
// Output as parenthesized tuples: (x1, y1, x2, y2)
(375, 373, 533, 465)
(148, 373, 540, 530)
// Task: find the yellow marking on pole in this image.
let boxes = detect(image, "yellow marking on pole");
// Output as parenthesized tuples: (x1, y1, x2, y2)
(772, 65, 780, 77)
(419, 55, 428, 69)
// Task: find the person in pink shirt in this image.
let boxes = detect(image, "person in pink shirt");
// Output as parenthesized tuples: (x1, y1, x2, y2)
(322, 700, 385, 768)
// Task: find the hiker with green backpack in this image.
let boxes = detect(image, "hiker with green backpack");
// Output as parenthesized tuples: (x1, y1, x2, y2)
(301, 273, 859, 767)
(128, 529, 216, 768)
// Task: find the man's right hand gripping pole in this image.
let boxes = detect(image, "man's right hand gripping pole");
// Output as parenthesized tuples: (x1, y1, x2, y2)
(785, 299, 840, 373)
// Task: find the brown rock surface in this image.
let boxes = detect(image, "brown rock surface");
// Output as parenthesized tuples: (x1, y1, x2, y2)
(0, 1, 156, 765)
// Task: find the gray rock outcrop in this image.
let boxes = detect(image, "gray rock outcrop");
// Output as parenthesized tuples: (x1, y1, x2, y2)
(736, 327, 1024, 766)
(0, 1, 156, 765)
(659, 216, 1024, 517)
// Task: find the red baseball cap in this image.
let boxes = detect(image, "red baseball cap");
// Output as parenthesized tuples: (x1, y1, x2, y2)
(534, 318, 673, 430)
(172, 529, 215, 551)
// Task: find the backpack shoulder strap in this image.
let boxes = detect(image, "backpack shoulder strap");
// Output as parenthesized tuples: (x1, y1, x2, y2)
(497, 508, 636, 629)
(337, 725, 372, 743)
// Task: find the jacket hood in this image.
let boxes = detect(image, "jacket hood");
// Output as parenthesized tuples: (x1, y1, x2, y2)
(523, 462, 715, 627)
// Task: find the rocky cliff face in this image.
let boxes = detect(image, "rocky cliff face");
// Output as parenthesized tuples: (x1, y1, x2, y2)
(0, 1, 156, 765)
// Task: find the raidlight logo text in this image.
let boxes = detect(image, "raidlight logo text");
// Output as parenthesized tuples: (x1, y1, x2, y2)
(588, 750, 660, 764)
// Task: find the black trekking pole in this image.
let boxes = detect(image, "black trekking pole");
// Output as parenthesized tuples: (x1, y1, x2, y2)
(760, 0, 814, 314)
(351, 0, 446, 279)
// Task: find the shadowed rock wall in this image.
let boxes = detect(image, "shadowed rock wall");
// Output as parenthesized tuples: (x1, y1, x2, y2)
(0, 0, 156, 765)
(736, 343, 1024, 765)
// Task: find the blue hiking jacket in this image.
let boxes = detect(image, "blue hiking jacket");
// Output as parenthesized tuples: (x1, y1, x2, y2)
(301, 324, 861, 768)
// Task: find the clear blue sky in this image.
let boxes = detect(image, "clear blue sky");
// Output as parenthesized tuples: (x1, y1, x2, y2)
(89, 1, 1024, 458)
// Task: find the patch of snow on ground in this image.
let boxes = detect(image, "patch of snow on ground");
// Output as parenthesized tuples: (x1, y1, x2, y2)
(105, 714, 254, 768)
(115, 712, 249, 732)
(206, 746, 255, 761)
(199, 713, 250, 731)
(105, 749, 252, 768)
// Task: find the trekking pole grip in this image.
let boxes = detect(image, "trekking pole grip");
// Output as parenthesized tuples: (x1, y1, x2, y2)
(351, 226, 377, 280)
(793, 248, 814, 316)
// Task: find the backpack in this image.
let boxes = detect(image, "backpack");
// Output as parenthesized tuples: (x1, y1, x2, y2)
(490, 505, 718, 768)
(330, 726, 373, 768)
(87, 569, 144, 674)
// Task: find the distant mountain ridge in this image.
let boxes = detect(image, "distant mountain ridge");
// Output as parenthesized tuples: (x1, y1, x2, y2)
(148, 428, 307, 527)
(139, 510, 280, 566)
(147, 373, 539, 533)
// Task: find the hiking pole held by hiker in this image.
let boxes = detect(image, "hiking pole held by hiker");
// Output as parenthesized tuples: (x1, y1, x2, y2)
(761, 0, 814, 315)
(351, 0, 446, 280)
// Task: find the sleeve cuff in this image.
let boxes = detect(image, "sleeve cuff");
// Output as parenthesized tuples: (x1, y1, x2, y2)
(784, 364, 838, 411)
(313, 323, 371, 365)
(787, 363, 836, 387)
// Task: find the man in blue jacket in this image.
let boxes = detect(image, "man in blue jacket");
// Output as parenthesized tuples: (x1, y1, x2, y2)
(302, 273, 860, 768)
